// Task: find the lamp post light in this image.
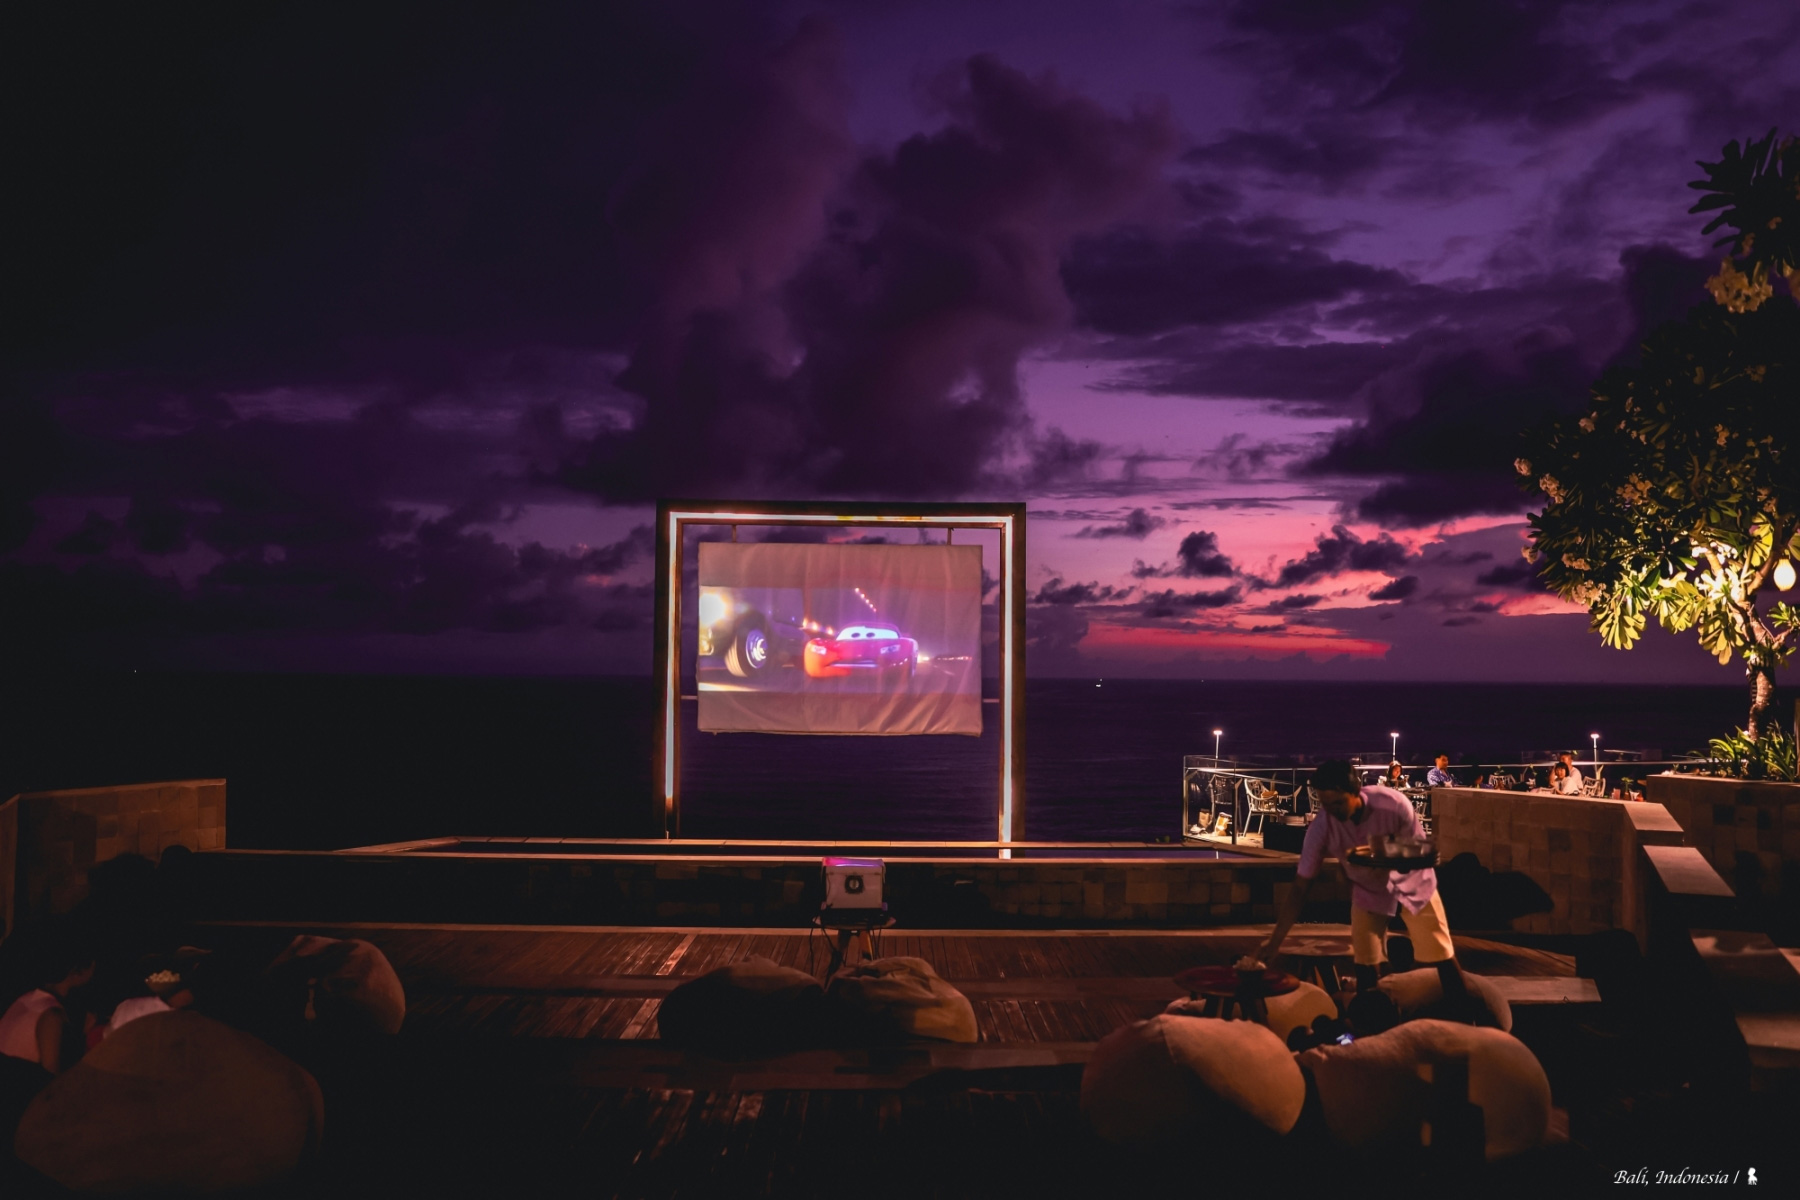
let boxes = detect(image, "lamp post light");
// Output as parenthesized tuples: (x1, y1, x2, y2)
(1390, 731, 1399, 761)
(1213, 729, 1223, 766)
(1591, 732, 1600, 768)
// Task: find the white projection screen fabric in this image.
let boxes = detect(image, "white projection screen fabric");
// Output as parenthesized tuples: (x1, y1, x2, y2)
(696, 542, 983, 736)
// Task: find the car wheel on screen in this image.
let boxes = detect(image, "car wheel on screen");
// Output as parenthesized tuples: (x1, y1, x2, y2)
(725, 618, 771, 678)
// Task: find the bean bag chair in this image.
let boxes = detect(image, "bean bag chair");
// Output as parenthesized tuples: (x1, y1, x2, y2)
(1082, 1015, 1304, 1149)
(1296, 1019, 1551, 1161)
(1163, 977, 1339, 1045)
(265, 935, 406, 1036)
(1379, 967, 1512, 1032)
(15, 1011, 323, 1193)
(826, 957, 977, 1044)
(0, 1054, 51, 1158)
(658, 956, 827, 1054)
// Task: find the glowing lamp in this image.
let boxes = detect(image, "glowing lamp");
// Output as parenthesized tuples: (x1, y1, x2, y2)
(1776, 559, 1796, 591)
(698, 591, 727, 630)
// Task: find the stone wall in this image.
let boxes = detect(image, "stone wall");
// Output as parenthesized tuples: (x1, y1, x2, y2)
(1643, 773, 1800, 903)
(186, 848, 1349, 928)
(1432, 787, 1650, 936)
(7, 780, 226, 921)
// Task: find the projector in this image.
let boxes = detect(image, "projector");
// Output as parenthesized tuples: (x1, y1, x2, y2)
(821, 857, 886, 922)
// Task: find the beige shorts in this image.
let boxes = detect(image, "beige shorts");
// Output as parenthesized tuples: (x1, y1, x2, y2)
(1349, 891, 1455, 966)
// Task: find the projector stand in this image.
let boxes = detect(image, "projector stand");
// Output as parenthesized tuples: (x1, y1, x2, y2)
(813, 914, 896, 974)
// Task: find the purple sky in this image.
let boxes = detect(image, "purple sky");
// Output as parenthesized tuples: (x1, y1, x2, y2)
(5, 0, 1798, 680)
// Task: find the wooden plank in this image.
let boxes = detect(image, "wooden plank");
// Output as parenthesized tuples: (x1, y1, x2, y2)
(619, 998, 662, 1040)
(654, 933, 697, 976)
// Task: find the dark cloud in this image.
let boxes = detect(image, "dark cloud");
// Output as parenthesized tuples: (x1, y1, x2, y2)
(1474, 560, 1543, 590)
(1193, 434, 1308, 479)
(1261, 524, 1407, 588)
(1183, 122, 1404, 190)
(1074, 507, 1166, 539)
(563, 53, 1175, 500)
(1140, 586, 1242, 618)
(1032, 577, 1132, 606)
(1218, 0, 1643, 129)
(1294, 244, 1710, 526)
(1130, 530, 1238, 580)
(1272, 593, 1322, 610)
(1369, 574, 1418, 601)
(1063, 219, 1404, 336)
(1175, 531, 1237, 578)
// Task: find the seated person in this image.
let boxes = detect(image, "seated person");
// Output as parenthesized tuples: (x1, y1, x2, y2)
(1384, 760, 1406, 787)
(0, 924, 95, 1074)
(1425, 755, 1458, 787)
(1556, 752, 1584, 794)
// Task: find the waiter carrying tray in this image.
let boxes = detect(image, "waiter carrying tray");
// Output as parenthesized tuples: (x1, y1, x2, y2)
(1247, 759, 1471, 1009)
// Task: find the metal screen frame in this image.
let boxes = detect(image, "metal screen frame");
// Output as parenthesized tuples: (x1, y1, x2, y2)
(652, 499, 1027, 848)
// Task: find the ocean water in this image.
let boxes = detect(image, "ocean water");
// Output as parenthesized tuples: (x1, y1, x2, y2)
(1, 673, 1775, 849)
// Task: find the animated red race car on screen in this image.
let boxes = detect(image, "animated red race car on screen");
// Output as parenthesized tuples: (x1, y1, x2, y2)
(803, 622, 918, 680)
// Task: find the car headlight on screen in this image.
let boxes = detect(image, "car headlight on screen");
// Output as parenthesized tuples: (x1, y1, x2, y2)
(808, 643, 826, 654)
(698, 591, 727, 630)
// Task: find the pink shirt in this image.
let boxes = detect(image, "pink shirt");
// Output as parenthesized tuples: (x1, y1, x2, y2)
(1297, 784, 1437, 916)
(0, 989, 62, 1064)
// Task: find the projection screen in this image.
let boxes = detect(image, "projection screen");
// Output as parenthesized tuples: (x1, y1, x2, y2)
(696, 541, 983, 735)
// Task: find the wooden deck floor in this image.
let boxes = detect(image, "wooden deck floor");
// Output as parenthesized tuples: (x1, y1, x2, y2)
(189, 923, 1595, 1197)
(210, 921, 1577, 1049)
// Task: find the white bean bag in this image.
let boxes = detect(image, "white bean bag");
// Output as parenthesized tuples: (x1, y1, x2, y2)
(1082, 1015, 1304, 1148)
(1379, 968, 1512, 1031)
(1163, 978, 1339, 1044)
(267, 934, 406, 1035)
(827, 957, 977, 1043)
(659, 956, 827, 1053)
(16, 1011, 323, 1193)
(1296, 1019, 1551, 1160)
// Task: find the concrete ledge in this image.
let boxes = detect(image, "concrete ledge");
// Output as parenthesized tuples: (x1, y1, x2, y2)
(1692, 930, 1800, 1090)
(1624, 803, 1686, 846)
(188, 847, 1347, 928)
(1644, 773, 1800, 903)
(1487, 977, 1601, 1005)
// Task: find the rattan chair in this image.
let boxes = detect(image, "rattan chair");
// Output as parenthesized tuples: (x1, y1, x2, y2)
(1240, 779, 1291, 838)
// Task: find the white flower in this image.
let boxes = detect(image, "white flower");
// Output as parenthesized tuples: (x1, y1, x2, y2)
(1539, 475, 1564, 504)
(1578, 416, 1595, 432)
(1562, 553, 1591, 571)
(1514, 458, 1532, 476)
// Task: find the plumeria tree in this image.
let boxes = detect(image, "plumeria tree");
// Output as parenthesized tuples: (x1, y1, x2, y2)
(1520, 131, 1800, 744)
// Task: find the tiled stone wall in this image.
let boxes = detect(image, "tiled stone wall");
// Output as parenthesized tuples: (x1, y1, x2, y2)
(1432, 787, 1647, 936)
(187, 849, 1347, 927)
(9, 780, 226, 920)
(1643, 773, 1800, 903)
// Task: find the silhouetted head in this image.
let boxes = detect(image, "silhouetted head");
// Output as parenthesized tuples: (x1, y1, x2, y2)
(1309, 759, 1363, 820)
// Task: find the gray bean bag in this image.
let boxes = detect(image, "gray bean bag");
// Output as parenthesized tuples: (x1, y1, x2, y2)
(1379, 967, 1512, 1031)
(1296, 1019, 1551, 1160)
(1082, 1014, 1304, 1149)
(827, 956, 977, 1044)
(266, 934, 406, 1036)
(16, 1011, 323, 1193)
(658, 956, 827, 1054)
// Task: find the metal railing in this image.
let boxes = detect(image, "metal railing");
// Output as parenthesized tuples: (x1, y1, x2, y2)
(1179, 756, 1719, 844)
